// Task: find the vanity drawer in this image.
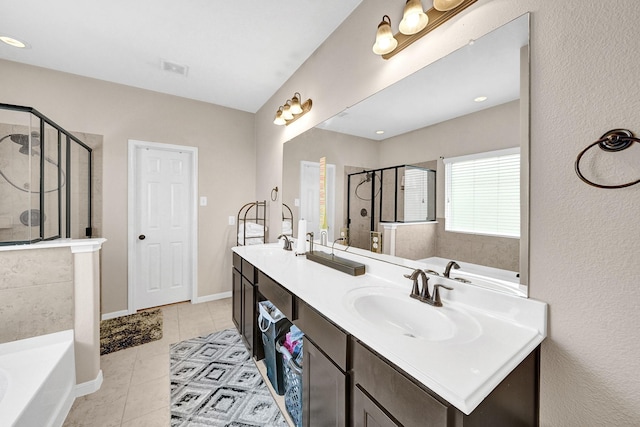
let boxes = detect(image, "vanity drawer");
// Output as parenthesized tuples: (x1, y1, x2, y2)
(296, 299, 348, 372)
(352, 339, 451, 427)
(257, 271, 294, 319)
(233, 252, 242, 272)
(241, 258, 256, 283)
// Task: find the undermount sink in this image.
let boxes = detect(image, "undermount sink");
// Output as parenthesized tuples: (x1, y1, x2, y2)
(344, 287, 482, 343)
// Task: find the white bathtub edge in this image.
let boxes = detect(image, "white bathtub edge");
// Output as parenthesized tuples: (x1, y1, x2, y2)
(75, 369, 103, 398)
(52, 387, 76, 427)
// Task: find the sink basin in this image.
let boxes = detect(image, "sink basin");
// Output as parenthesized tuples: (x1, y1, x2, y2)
(344, 287, 482, 343)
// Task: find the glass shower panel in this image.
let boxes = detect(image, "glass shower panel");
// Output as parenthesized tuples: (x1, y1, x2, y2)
(70, 140, 91, 238)
(379, 169, 397, 222)
(27, 118, 42, 239)
(0, 103, 93, 245)
(0, 111, 33, 242)
(42, 122, 61, 240)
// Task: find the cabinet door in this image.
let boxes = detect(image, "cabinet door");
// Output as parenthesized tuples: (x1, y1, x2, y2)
(232, 268, 242, 333)
(353, 386, 399, 427)
(303, 339, 346, 427)
(242, 277, 254, 353)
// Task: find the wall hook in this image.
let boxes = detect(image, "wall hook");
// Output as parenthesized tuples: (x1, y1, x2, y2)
(575, 129, 640, 189)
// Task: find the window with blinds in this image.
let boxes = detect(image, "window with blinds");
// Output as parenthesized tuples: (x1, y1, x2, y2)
(444, 148, 520, 238)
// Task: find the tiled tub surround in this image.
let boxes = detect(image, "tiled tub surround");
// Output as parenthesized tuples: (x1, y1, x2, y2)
(0, 239, 106, 393)
(0, 246, 73, 343)
(381, 218, 519, 272)
(233, 243, 547, 415)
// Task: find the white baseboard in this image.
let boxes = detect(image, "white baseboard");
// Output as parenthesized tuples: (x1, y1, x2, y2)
(101, 309, 131, 321)
(101, 292, 230, 317)
(193, 291, 232, 304)
(75, 369, 103, 398)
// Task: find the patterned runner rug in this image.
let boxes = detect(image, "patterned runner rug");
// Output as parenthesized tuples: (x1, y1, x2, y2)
(170, 328, 288, 427)
(100, 308, 163, 355)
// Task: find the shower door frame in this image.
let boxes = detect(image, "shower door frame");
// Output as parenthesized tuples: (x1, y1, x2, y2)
(0, 103, 93, 246)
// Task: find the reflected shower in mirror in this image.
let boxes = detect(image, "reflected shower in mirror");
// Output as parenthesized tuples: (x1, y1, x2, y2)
(282, 14, 529, 296)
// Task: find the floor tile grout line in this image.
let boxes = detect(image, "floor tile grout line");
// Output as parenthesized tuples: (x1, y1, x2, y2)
(118, 346, 139, 427)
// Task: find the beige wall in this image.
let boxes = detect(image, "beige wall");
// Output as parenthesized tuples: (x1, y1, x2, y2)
(256, 0, 640, 425)
(0, 247, 73, 343)
(283, 127, 379, 238)
(0, 60, 256, 313)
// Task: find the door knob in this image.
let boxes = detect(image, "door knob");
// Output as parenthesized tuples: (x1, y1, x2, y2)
(138, 234, 146, 240)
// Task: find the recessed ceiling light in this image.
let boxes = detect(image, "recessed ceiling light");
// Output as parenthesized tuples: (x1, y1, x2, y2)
(376, 130, 385, 135)
(474, 96, 488, 102)
(0, 35, 29, 49)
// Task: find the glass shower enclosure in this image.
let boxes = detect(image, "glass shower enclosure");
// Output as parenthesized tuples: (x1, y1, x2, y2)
(0, 103, 92, 245)
(347, 165, 435, 251)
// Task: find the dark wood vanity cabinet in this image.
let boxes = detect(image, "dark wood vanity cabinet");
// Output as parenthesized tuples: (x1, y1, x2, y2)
(303, 339, 347, 427)
(257, 270, 295, 319)
(233, 252, 540, 427)
(352, 339, 540, 427)
(232, 253, 263, 360)
(296, 299, 349, 427)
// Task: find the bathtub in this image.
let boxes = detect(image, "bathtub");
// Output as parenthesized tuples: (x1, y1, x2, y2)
(0, 330, 76, 427)
(417, 256, 526, 296)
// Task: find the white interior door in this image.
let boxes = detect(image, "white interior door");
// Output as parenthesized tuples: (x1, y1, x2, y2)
(129, 141, 197, 311)
(300, 161, 336, 241)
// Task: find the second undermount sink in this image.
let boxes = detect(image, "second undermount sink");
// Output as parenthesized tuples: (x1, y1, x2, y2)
(344, 287, 482, 343)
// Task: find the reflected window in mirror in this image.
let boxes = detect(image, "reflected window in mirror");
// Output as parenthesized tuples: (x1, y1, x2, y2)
(444, 148, 520, 238)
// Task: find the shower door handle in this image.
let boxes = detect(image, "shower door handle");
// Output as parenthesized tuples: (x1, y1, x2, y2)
(138, 234, 146, 240)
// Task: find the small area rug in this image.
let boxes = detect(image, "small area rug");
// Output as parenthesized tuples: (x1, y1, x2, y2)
(100, 309, 163, 355)
(170, 328, 287, 427)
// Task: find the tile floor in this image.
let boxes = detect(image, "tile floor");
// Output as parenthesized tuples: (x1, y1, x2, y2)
(63, 298, 292, 427)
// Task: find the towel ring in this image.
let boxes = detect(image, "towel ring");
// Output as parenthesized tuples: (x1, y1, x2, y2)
(575, 129, 640, 189)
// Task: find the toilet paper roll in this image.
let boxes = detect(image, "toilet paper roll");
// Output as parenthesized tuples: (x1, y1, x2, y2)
(296, 219, 307, 254)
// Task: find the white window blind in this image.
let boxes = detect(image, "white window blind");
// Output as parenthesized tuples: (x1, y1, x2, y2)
(403, 167, 434, 222)
(444, 148, 520, 238)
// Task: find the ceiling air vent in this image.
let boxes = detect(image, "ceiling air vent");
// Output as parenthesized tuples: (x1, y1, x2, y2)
(160, 59, 189, 77)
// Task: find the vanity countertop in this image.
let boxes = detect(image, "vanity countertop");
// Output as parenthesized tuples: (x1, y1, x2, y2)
(233, 243, 547, 415)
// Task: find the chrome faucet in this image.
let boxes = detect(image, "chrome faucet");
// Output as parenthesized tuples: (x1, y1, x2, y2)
(443, 261, 460, 278)
(277, 234, 292, 251)
(331, 237, 346, 256)
(306, 232, 314, 253)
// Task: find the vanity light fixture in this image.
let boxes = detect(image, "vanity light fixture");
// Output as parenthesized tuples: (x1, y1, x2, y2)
(373, 0, 477, 59)
(274, 93, 313, 126)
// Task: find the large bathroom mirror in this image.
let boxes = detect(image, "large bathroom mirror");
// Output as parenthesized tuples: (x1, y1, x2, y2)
(283, 14, 530, 296)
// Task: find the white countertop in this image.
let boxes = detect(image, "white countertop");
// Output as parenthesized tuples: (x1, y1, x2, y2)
(233, 243, 547, 415)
